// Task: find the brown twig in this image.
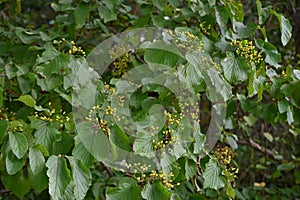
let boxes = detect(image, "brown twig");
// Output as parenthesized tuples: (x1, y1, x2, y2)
(238, 138, 276, 159)
(0, 74, 7, 77)
(101, 162, 114, 177)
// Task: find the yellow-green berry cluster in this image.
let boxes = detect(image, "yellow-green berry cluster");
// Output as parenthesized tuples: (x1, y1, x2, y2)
(231, 39, 263, 64)
(104, 84, 116, 94)
(53, 38, 86, 56)
(148, 170, 178, 189)
(0, 107, 8, 120)
(151, 111, 183, 150)
(179, 102, 201, 122)
(175, 31, 203, 52)
(123, 162, 179, 189)
(199, 21, 211, 36)
(68, 40, 86, 56)
(34, 103, 70, 127)
(85, 105, 117, 136)
(109, 46, 130, 77)
(9, 121, 24, 132)
(214, 146, 239, 179)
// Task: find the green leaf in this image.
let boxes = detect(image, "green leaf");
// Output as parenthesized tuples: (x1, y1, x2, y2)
(17, 74, 36, 94)
(263, 132, 273, 142)
(144, 49, 181, 67)
(133, 132, 155, 157)
(98, 6, 117, 23)
(226, 135, 238, 150)
(186, 52, 232, 102)
(256, 0, 272, 25)
(28, 167, 49, 193)
(39, 53, 70, 76)
(36, 75, 64, 91)
(221, 52, 248, 83)
(277, 162, 294, 171)
(203, 158, 225, 190)
(0, 86, 3, 107)
(29, 147, 45, 175)
(230, 1, 244, 22)
(274, 13, 292, 46)
(77, 121, 110, 161)
(72, 136, 95, 168)
(34, 122, 60, 151)
(106, 177, 142, 200)
(5, 61, 17, 79)
(247, 69, 265, 98)
(15, 94, 36, 107)
(193, 126, 206, 154)
(46, 155, 72, 200)
(74, 4, 90, 28)
(226, 183, 235, 199)
(0, 120, 8, 145)
(1, 170, 30, 199)
(215, 6, 229, 34)
(141, 182, 171, 200)
(256, 40, 281, 68)
(9, 131, 28, 159)
(68, 157, 92, 200)
(110, 124, 131, 151)
(287, 105, 294, 125)
(185, 159, 197, 181)
(233, 22, 257, 38)
(37, 44, 59, 63)
(52, 131, 74, 155)
(6, 151, 26, 175)
(295, 171, 300, 184)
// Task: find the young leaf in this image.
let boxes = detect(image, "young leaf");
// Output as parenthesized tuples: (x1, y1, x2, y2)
(29, 147, 45, 175)
(46, 155, 72, 200)
(9, 131, 28, 159)
(106, 177, 142, 200)
(203, 158, 225, 190)
(15, 94, 36, 107)
(68, 156, 92, 200)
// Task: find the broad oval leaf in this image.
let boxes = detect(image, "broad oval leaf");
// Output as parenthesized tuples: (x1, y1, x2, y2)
(34, 122, 60, 152)
(203, 158, 225, 190)
(6, 151, 26, 175)
(106, 177, 142, 200)
(275, 13, 292, 46)
(15, 94, 36, 107)
(68, 156, 92, 200)
(46, 155, 72, 200)
(9, 131, 28, 159)
(141, 182, 171, 200)
(29, 147, 45, 175)
(77, 121, 110, 161)
(221, 52, 248, 83)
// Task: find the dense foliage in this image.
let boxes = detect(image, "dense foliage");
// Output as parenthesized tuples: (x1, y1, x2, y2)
(0, 0, 299, 199)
